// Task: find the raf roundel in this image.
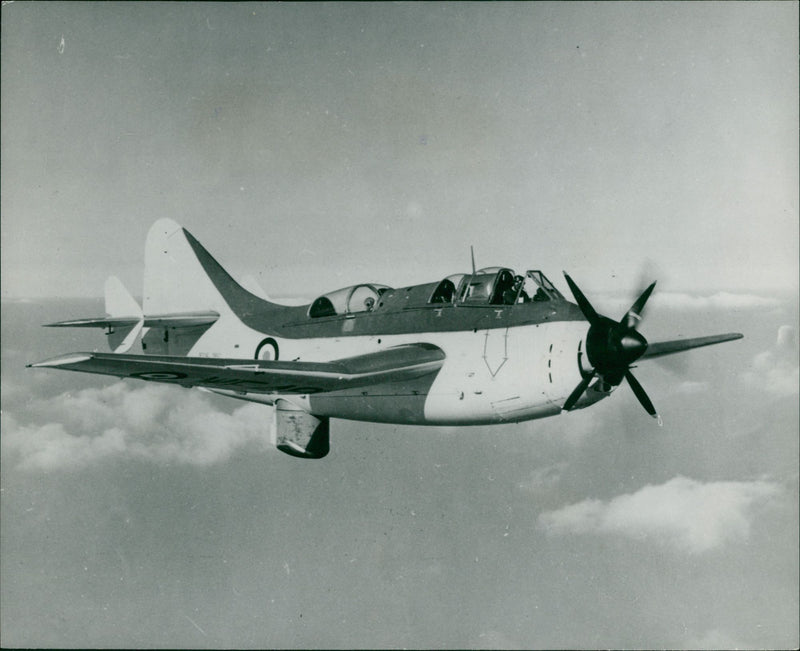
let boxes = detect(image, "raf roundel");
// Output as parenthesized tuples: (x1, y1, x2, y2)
(130, 371, 188, 381)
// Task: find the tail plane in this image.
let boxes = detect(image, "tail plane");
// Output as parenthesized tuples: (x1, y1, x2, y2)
(44, 276, 143, 353)
(44, 218, 286, 355)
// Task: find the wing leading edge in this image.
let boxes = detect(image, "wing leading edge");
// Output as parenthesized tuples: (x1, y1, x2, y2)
(27, 343, 445, 395)
(641, 332, 743, 360)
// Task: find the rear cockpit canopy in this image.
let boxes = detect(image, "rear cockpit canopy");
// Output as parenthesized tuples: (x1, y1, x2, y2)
(309, 284, 392, 318)
(429, 274, 465, 303)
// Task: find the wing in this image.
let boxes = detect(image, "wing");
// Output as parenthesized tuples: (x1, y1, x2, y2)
(640, 332, 743, 360)
(28, 343, 445, 394)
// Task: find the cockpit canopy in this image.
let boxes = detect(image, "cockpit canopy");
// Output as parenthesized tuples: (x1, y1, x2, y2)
(309, 284, 392, 318)
(307, 269, 562, 317)
(459, 267, 515, 304)
(430, 268, 562, 306)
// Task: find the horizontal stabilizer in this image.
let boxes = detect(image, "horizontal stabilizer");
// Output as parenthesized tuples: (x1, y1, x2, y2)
(28, 343, 445, 395)
(45, 316, 141, 328)
(45, 311, 220, 329)
(141, 312, 220, 327)
(641, 332, 743, 360)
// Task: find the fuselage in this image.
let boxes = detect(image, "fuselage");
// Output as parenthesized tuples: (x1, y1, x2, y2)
(175, 290, 606, 426)
(137, 231, 609, 425)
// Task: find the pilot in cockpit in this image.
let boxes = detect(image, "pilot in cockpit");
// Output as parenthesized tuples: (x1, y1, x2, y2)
(516, 276, 530, 302)
(505, 275, 530, 304)
(533, 287, 548, 302)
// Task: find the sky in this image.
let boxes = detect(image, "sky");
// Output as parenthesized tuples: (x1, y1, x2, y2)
(1, 2, 798, 649)
(1, 1, 798, 300)
(2, 293, 798, 649)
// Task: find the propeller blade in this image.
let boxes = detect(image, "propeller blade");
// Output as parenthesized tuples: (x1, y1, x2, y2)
(563, 273, 600, 325)
(624, 370, 659, 421)
(562, 372, 595, 412)
(623, 281, 656, 329)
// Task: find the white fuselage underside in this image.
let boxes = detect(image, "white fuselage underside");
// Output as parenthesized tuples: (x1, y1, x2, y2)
(190, 318, 601, 426)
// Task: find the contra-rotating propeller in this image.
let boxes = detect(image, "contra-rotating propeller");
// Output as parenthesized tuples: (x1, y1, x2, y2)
(561, 273, 660, 422)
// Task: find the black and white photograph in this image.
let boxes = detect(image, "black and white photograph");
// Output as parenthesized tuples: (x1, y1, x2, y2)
(2, 2, 798, 649)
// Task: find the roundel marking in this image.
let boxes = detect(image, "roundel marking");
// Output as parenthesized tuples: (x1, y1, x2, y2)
(131, 371, 188, 380)
(255, 337, 280, 361)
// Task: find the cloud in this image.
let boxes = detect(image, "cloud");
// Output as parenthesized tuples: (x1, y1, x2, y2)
(538, 476, 780, 554)
(651, 291, 783, 310)
(518, 462, 568, 493)
(2, 382, 272, 470)
(741, 326, 799, 397)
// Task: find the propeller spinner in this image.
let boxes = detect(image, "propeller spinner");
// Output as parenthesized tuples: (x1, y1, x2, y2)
(562, 273, 661, 423)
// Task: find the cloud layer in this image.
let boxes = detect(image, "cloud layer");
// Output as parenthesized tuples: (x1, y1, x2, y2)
(538, 476, 780, 554)
(2, 382, 272, 470)
(741, 326, 799, 398)
(650, 291, 783, 310)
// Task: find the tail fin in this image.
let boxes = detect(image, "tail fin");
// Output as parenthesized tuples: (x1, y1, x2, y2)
(141, 219, 283, 356)
(143, 218, 228, 317)
(104, 276, 143, 353)
(44, 221, 276, 356)
(143, 218, 281, 316)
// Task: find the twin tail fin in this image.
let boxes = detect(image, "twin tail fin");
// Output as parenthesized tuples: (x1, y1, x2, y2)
(44, 276, 144, 353)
